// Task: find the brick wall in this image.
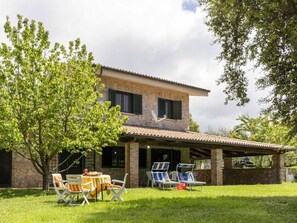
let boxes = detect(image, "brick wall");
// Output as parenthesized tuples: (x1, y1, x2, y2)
(101, 76, 190, 131)
(194, 168, 283, 185)
(11, 153, 42, 188)
(224, 168, 280, 185)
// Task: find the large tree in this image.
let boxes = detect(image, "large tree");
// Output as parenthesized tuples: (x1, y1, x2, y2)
(200, 0, 297, 136)
(0, 15, 126, 190)
(230, 115, 297, 167)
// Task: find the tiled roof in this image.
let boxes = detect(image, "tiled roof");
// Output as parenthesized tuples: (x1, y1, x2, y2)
(101, 65, 210, 94)
(123, 125, 295, 151)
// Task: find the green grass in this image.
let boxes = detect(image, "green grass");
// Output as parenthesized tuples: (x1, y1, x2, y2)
(1, 183, 297, 223)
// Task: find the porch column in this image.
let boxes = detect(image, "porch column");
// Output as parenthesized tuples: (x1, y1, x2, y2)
(224, 157, 233, 169)
(211, 148, 223, 185)
(125, 142, 139, 188)
(272, 153, 285, 183)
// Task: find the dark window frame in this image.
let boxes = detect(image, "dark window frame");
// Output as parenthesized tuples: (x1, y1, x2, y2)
(109, 89, 142, 115)
(158, 98, 182, 120)
(102, 147, 125, 168)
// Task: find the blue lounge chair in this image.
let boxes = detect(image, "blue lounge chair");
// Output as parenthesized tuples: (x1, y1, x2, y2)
(151, 162, 178, 190)
(176, 163, 206, 191)
(151, 171, 179, 190)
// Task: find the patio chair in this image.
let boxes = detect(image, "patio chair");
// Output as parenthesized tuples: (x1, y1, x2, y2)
(66, 174, 91, 206)
(52, 173, 69, 203)
(151, 171, 179, 190)
(107, 173, 128, 202)
(176, 163, 206, 191)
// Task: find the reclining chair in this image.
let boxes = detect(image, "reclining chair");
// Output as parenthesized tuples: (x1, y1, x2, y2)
(176, 163, 206, 191)
(151, 162, 178, 190)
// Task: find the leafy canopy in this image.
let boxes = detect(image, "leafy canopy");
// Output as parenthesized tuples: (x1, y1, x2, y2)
(0, 15, 126, 189)
(189, 114, 200, 132)
(200, 0, 297, 136)
(230, 115, 297, 167)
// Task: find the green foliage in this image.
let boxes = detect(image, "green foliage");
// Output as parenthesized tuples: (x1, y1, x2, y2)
(230, 115, 297, 167)
(200, 0, 297, 137)
(1, 185, 297, 223)
(189, 114, 200, 132)
(0, 15, 126, 189)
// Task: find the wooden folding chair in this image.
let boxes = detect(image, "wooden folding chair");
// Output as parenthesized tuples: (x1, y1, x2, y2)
(66, 174, 91, 206)
(52, 173, 69, 203)
(108, 173, 128, 202)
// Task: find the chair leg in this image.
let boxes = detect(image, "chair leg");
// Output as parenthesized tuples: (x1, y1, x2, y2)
(110, 189, 124, 202)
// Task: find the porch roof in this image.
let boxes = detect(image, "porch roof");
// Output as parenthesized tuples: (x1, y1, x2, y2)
(121, 125, 295, 159)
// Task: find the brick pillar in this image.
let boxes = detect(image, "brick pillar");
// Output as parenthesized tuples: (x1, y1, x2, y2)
(272, 153, 285, 183)
(125, 142, 139, 188)
(224, 157, 233, 169)
(211, 148, 223, 185)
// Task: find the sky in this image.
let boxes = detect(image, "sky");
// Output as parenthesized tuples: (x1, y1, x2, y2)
(0, 0, 268, 132)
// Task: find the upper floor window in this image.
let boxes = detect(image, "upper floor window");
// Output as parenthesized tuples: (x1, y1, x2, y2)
(109, 89, 142, 114)
(158, 98, 182, 120)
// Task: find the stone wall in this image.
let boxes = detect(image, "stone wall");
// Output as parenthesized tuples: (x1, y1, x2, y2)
(101, 76, 190, 131)
(11, 153, 42, 188)
(194, 169, 211, 185)
(224, 168, 280, 185)
(194, 168, 283, 185)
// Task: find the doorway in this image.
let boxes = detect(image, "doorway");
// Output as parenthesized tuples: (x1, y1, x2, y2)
(0, 150, 12, 187)
(151, 149, 181, 171)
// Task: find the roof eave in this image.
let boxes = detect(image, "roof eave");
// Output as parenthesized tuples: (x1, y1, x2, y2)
(101, 66, 210, 96)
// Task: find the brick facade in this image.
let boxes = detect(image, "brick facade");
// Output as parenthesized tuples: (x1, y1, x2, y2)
(195, 167, 285, 185)
(11, 153, 42, 188)
(101, 76, 190, 131)
(211, 148, 223, 185)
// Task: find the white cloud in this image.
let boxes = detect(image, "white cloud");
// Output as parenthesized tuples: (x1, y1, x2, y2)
(0, 0, 267, 132)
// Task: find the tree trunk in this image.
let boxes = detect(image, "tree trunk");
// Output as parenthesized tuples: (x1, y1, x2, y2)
(42, 167, 50, 191)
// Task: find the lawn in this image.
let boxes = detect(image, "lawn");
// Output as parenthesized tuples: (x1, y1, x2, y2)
(0, 183, 297, 223)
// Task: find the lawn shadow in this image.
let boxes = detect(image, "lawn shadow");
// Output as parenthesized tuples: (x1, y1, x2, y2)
(0, 188, 55, 199)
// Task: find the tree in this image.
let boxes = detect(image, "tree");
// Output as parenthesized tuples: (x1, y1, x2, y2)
(189, 114, 200, 132)
(230, 115, 297, 167)
(0, 15, 127, 190)
(199, 0, 297, 137)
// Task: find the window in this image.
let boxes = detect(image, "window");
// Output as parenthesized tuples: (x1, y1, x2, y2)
(109, 89, 142, 114)
(102, 147, 125, 168)
(158, 98, 182, 119)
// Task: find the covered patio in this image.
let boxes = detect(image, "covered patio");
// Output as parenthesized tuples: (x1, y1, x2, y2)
(120, 126, 294, 187)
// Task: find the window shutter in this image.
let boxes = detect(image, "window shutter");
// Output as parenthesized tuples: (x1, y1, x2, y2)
(133, 94, 142, 115)
(108, 89, 116, 106)
(172, 101, 182, 120)
(158, 98, 166, 117)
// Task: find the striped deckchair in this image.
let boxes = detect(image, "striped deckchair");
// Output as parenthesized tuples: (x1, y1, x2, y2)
(151, 171, 179, 190)
(176, 163, 206, 191)
(151, 162, 170, 172)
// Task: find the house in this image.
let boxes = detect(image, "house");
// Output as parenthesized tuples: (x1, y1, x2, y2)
(0, 66, 294, 188)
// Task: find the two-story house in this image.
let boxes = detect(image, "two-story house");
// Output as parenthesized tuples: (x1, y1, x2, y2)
(0, 66, 293, 188)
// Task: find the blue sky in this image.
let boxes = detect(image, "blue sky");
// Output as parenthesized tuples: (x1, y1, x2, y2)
(0, 0, 267, 132)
